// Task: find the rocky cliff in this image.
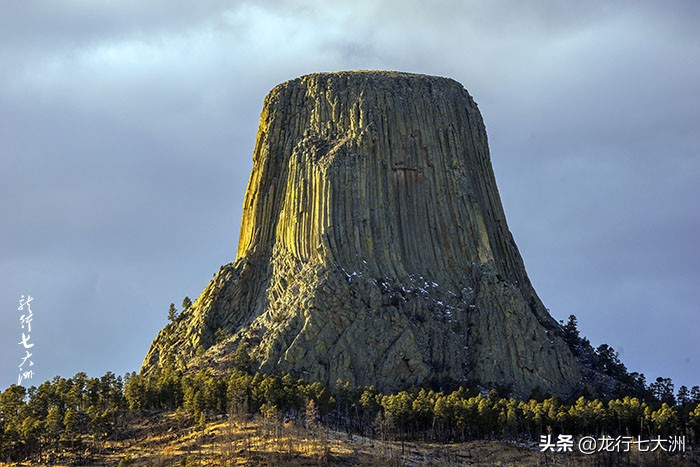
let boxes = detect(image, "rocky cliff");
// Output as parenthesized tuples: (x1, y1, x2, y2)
(142, 71, 582, 397)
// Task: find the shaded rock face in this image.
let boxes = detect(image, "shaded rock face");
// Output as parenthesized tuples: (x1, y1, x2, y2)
(143, 71, 581, 396)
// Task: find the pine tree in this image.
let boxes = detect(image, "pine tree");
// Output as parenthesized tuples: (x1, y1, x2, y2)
(45, 406, 64, 447)
(650, 377, 676, 406)
(690, 385, 700, 403)
(562, 314, 580, 349)
(167, 303, 178, 322)
(677, 385, 690, 406)
(63, 408, 80, 443)
(182, 296, 193, 311)
(595, 344, 628, 380)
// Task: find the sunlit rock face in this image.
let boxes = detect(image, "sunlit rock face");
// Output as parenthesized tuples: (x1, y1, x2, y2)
(142, 71, 581, 396)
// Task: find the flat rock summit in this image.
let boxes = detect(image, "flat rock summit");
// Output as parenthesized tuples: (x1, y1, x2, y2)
(143, 71, 584, 397)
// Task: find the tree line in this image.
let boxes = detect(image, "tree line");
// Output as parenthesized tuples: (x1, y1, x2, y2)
(1, 312, 698, 462)
(123, 367, 700, 440)
(2, 365, 699, 463)
(0, 372, 127, 463)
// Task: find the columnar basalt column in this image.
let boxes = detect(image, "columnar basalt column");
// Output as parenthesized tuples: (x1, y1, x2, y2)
(143, 71, 582, 396)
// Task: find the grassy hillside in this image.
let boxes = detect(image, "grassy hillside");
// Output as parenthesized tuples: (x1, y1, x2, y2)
(4, 409, 697, 466)
(1, 368, 698, 466)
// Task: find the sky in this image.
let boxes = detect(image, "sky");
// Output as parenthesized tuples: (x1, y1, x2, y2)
(1, 0, 698, 393)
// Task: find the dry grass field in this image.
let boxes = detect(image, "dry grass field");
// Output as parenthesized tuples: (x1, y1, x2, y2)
(3, 411, 696, 467)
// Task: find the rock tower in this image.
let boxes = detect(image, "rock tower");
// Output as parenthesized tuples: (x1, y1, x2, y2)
(143, 71, 582, 397)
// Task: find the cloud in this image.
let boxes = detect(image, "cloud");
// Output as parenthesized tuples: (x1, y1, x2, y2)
(1, 0, 698, 389)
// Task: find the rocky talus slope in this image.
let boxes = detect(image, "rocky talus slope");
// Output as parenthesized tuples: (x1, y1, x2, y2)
(143, 71, 582, 396)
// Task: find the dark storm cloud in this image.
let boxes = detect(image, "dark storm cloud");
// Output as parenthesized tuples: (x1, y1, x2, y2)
(2, 1, 698, 390)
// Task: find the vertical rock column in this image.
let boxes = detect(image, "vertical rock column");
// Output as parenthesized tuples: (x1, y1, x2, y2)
(143, 71, 581, 397)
